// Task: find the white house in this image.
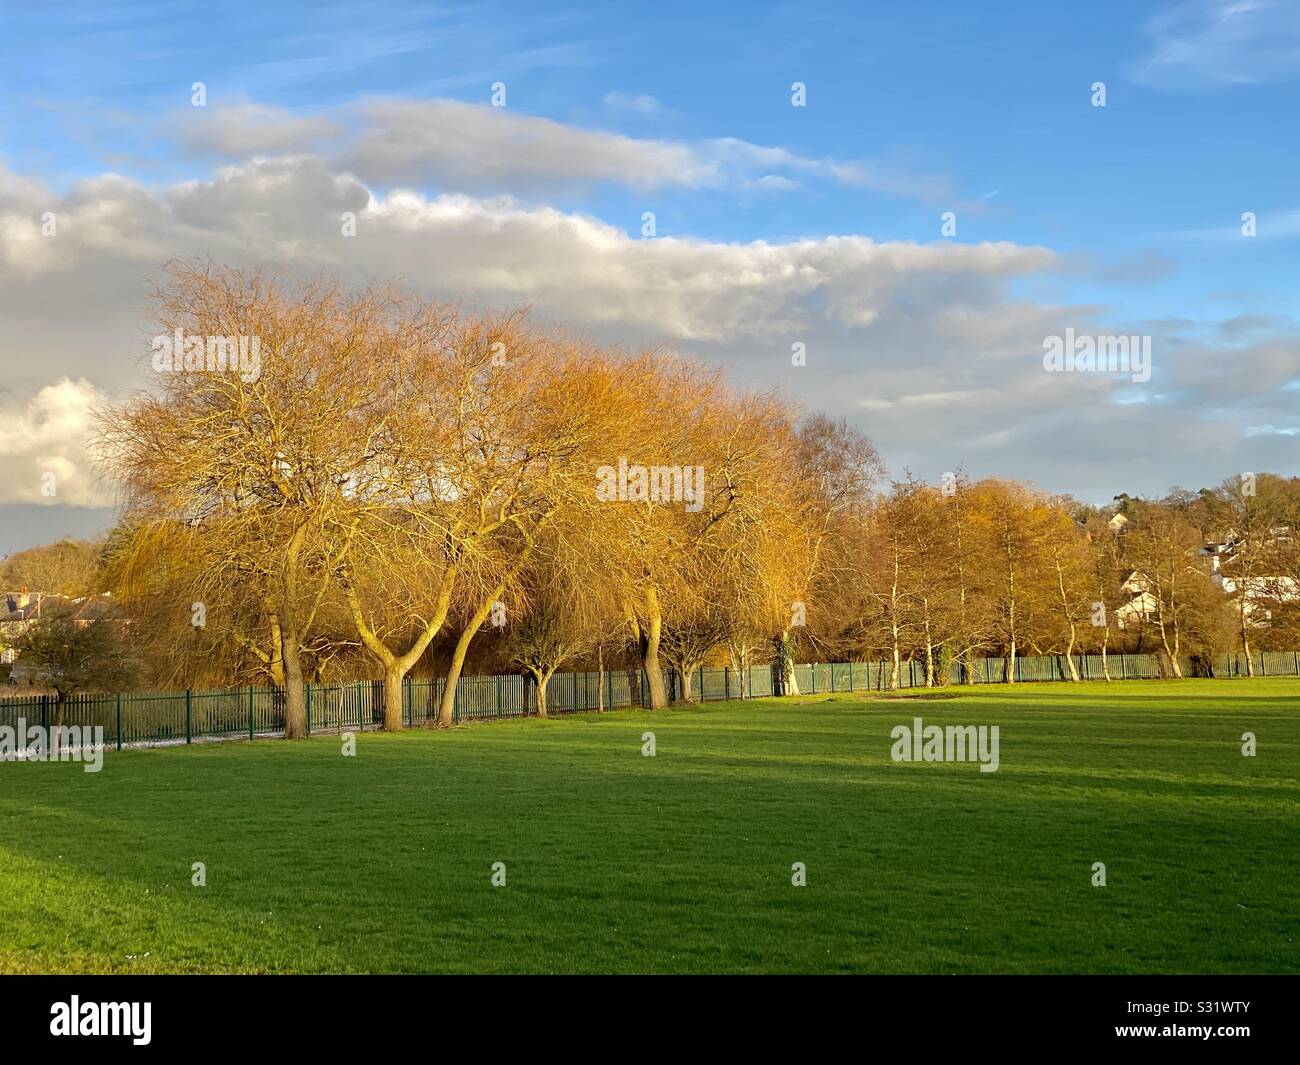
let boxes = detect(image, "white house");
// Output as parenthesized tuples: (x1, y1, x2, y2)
(1201, 537, 1298, 624)
(1114, 571, 1158, 629)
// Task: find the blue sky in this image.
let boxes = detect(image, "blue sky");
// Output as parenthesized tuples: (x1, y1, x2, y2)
(7, 2, 1298, 272)
(1, 0, 1299, 552)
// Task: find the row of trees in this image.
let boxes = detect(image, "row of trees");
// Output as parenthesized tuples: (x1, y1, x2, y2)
(808, 474, 1300, 687)
(11, 264, 1294, 732)
(94, 264, 825, 735)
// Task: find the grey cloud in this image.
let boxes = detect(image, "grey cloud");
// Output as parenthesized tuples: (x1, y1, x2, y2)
(159, 96, 963, 205)
(0, 155, 1295, 510)
(164, 102, 344, 158)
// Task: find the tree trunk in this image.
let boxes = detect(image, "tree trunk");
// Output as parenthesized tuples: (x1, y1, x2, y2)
(1064, 626, 1081, 681)
(341, 566, 457, 730)
(277, 529, 310, 739)
(438, 567, 523, 724)
(738, 648, 749, 698)
(382, 664, 405, 730)
(888, 549, 902, 690)
(438, 608, 495, 725)
(952, 488, 975, 688)
(281, 628, 308, 738)
(643, 644, 667, 709)
(1004, 530, 1018, 684)
(677, 662, 704, 703)
(640, 589, 668, 709)
(1056, 557, 1080, 682)
(1241, 605, 1255, 677)
(1158, 626, 1184, 678)
(923, 611, 934, 688)
(1101, 628, 1111, 682)
(268, 613, 285, 687)
(1155, 576, 1184, 678)
(531, 669, 551, 718)
(775, 629, 799, 695)
(596, 645, 605, 712)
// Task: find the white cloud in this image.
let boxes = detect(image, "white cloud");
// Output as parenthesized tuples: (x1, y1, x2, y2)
(1, 155, 1046, 340)
(339, 98, 720, 192)
(1, 154, 1297, 503)
(0, 379, 112, 506)
(749, 174, 802, 192)
(1132, 0, 1300, 88)
(602, 91, 671, 118)
(157, 96, 961, 204)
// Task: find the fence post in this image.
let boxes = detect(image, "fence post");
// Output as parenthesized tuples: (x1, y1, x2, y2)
(185, 689, 192, 744)
(306, 682, 312, 734)
(116, 691, 123, 751)
(248, 685, 254, 741)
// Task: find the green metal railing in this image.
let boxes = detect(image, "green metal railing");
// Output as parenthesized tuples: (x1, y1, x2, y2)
(2, 651, 1296, 749)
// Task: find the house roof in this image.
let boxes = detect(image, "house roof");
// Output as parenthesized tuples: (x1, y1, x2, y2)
(0, 592, 111, 624)
(1, 592, 66, 623)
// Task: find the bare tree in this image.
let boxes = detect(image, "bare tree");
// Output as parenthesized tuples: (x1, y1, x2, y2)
(337, 308, 626, 728)
(0, 538, 104, 597)
(782, 415, 883, 693)
(1205, 475, 1288, 674)
(99, 263, 391, 736)
(1123, 502, 1228, 677)
(505, 584, 592, 718)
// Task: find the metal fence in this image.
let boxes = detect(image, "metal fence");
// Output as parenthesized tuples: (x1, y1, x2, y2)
(1, 651, 1297, 749)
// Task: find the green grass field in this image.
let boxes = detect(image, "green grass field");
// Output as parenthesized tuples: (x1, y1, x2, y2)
(1, 678, 1296, 973)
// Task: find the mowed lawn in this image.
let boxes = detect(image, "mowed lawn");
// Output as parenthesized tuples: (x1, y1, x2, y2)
(0, 678, 1296, 974)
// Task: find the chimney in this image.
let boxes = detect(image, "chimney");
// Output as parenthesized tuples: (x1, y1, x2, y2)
(16, 586, 30, 609)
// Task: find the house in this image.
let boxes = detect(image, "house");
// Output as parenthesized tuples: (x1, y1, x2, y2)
(1, 590, 112, 665)
(0, 589, 64, 664)
(1200, 536, 1298, 624)
(1114, 571, 1158, 629)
